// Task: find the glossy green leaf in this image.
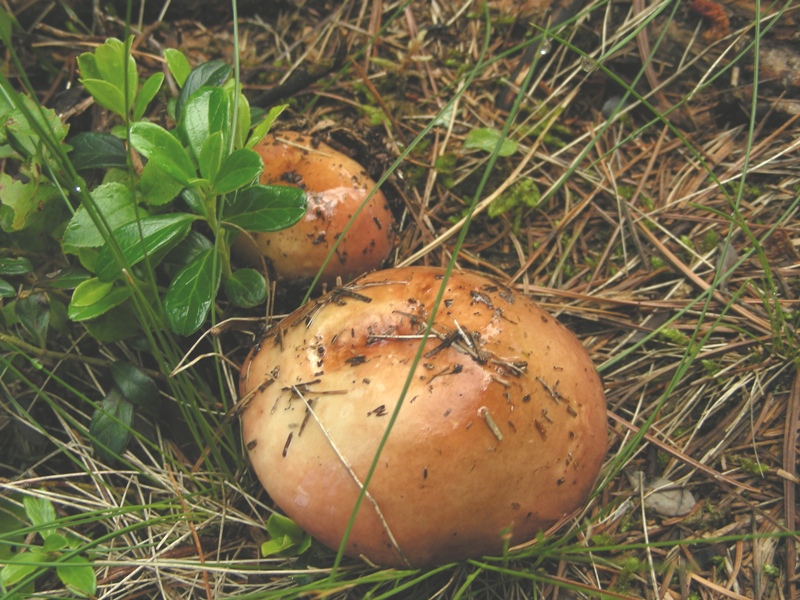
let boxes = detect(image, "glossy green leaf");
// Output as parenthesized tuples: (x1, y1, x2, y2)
(224, 268, 267, 308)
(76, 51, 102, 80)
(62, 182, 140, 252)
(180, 87, 229, 162)
(133, 72, 164, 121)
(68, 281, 132, 322)
(166, 231, 214, 269)
(232, 92, 250, 150)
(68, 289, 132, 322)
(57, 555, 97, 597)
(36, 268, 91, 290)
(90, 387, 134, 462)
(68, 276, 131, 320)
(138, 160, 184, 207)
(111, 362, 159, 413)
(96, 38, 137, 108)
(198, 131, 224, 182)
(95, 213, 194, 282)
(211, 148, 263, 195)
(223, 184, 306, 232)
(0, 257, 33, 276)
(69, 278, 113, 308)
(175, 60, 231, 122)
(129, 122, 196, 187)
(0, 279, 14, 298)
(77, 38, 137, 118)
(80, 78, 126, 118)
(164, 248, 221, 335)
(69, 132, 127, 170)
(164, 48, 191, 88)
(76, 248, 99, 273)
(464, 127, 517, 157)
(15, 293, 49, 346)
(181, 187, 206, 217)
(246, 104, 288, 149)
(82, 303, 140, 342)
(23, 496, 56, 539)
(101, 168, 129, 184)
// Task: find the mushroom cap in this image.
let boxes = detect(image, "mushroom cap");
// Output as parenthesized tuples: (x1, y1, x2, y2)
(239, 266, 607, 567)
(235, 131, 395, 287)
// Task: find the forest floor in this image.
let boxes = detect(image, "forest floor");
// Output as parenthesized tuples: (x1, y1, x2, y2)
(1, 0, 799, 598)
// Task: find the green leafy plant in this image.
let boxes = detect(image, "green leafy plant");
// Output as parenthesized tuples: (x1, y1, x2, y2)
(59, 37, 306, 336)
(89, 361, 160, 462)
(0, 257, 32, 300)
(0, 26, 308, 464)
(0, 89, 70, 244)
(0, 495, 96, 598)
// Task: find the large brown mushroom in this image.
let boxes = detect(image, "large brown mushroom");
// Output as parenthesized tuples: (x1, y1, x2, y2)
(234, 131, 395, 288)
(239, 266, 607, 567)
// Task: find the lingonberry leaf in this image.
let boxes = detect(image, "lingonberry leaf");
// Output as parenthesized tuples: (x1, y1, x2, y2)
(164, 248, 221, 335)
(224, 268, 267, 308)
(223, 184, 306, 232)
(95, 213, 194, 282)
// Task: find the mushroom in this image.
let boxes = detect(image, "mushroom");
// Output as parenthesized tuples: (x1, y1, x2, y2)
(234, 131, 395, 288)
(239, 266, 607, 567)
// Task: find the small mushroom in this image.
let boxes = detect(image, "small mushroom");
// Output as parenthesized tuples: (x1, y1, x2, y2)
(234, 131, 395, 288)
(239, 266, 607, 567)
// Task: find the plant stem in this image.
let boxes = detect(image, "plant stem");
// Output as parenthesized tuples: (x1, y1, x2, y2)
(0, 332, 131, 371)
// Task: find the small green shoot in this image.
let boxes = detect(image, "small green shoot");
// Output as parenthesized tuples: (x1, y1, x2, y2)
(464, 127, 517, 156)
(260, 513, 312, 558)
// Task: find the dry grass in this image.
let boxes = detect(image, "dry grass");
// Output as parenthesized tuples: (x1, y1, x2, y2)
(2, 0, 799, 598)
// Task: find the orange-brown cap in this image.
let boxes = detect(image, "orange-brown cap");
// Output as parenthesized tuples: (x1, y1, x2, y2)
(234, 132, 395, 288)
(239, 266, 607, 567)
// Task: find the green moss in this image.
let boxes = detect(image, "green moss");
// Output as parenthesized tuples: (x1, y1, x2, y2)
(518, 118, 570, 148)
(722, 181, 766, 200)
(434, 153, 458, 175)
(764, 564, 780, 577)
(591, 533, 614, 546)
(617, 185, 636, 200)
(359, 105, 389, 127)
(700, 230, 719, 253)
(639, 194, 655, 211)
(488, 178, 540, 219)
(734, 456, 769, 476)
(701, 359, 720, 375)
(657, 327, 701, 355)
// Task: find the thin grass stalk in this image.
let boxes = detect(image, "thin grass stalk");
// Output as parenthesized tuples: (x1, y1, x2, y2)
(328, 4, 502, 576)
